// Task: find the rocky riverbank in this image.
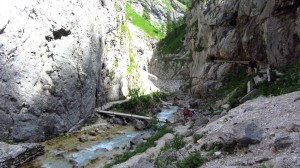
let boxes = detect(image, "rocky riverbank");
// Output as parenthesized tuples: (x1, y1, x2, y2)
(113, 91, 300, 168)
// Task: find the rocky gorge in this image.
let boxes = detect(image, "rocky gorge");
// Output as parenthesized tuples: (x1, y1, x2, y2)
(0, 0, 300, 167)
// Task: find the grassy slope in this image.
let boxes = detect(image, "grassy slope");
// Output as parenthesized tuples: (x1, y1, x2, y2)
(157, 24, 186, 54)
(126, 3, 164, 39)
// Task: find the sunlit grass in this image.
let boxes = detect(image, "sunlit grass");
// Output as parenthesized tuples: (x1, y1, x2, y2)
(126, 3, 164, 39)
(157, 24, 186, 54)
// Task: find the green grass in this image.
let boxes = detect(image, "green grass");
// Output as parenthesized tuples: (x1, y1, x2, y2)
(162, 0, 173, 9)
(126, 3, 164, 39)
(256, 61, 300, 96)
(127, 48, 137, 74)
(209, 67, 252, 107)
(178, 0, 196, 8)
(161, 133, 185, 152)
(157, 24, 186, 54)
(104, 127, 173, 168)
(175, 150, 205, 168)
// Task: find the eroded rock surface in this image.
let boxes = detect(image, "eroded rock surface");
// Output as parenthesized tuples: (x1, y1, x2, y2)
(0, 142, 44, 168)
(186, 0, 300, 96)
(0, 0, 128, 142)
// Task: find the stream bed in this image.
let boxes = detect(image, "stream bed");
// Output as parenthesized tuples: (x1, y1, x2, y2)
(22, 106, 178, 168)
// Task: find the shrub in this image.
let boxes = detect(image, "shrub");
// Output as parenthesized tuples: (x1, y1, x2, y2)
(161, 134, 185, 152)
(157, 24, 186, 54)
(175, 150, 204, 168)
(110, 92, 167, 116)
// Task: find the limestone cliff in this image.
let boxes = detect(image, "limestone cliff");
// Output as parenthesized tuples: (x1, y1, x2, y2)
(0, 0, 128, 142)
(186, 0, 300, 97)
(124, 0, 187, 93)
(0, 0, 185, 142)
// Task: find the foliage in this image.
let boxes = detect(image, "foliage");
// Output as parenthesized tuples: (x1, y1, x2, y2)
(147, 117, 164, 130)
(161, 133, 185, 152)
(142, 8, 151, 21)
(114, 59, 119, 67)
(177, 0, 196, 8)
(175, 150, 204, 168)
(155, 156, 173, 168)
(104, 127, 173, 168)
(114, 2, 122, 12)
(110, 92, 167, 116)
(256, 61, 300, 96)
(126, 3, 164, 38)
(0, 139, 13, 144)
(162, 0, 173, 9)
(209, 66, 251, 108)
(128, 88, 145, 98)
(127, 48, 137, 74)
(157, 24, 186, 54)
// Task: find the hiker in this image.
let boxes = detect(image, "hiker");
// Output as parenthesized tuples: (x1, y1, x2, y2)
(182, 106, 194, 122)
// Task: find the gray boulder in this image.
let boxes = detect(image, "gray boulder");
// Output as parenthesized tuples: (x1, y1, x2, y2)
(133, 119, 148, 130)
(132, 158, 154, 168)
(130, 132, 152, 148)
(234, 122, 263, 147)
(194, 116, 209, 127)
(0, 142, 44, 167)
(110, 117, 125, 125)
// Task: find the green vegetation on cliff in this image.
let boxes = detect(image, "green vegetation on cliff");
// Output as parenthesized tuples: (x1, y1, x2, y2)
(126, 3, 164, 38)
(175, 150, 204, 168)
(157, 23, 186, 54)
(209, 61, 300, 108)
(109, 91, 167, 116)
(257, 61, 300, 96)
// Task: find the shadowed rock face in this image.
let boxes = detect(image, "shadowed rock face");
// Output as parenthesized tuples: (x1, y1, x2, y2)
(0, 0, 128, 142)
(186, 0, 300, 96)
(0, 142, 44, 167)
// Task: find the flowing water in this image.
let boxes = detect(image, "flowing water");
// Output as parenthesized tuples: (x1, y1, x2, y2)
(22, 106, 178, 168)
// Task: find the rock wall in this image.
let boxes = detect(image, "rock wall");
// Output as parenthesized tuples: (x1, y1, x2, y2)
(187, 0, 300, 97)
(0, 142, 44, 167)
(0, 0, 128, 142)
(130, 0, 185, 31)
(125, 0, 187, 94)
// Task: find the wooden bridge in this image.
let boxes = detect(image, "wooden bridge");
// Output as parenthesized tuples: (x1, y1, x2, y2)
(95, 109, 152, 120)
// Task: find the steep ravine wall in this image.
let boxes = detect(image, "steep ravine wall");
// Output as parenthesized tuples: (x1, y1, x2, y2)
(186, 0, 300, 97)
(0, 0, 128, 142)
(126, 0, 187, 93)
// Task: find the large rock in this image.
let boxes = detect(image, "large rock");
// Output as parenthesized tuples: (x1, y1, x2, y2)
(234, 122, 263, 147)
(132, 158, 154, 168)
(0, 0, 128, 142)
(133, 119, 148, 130)
(194, 115, 209, 127)
(130, 132, 153, 148)
(0, 142, 44, 167)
